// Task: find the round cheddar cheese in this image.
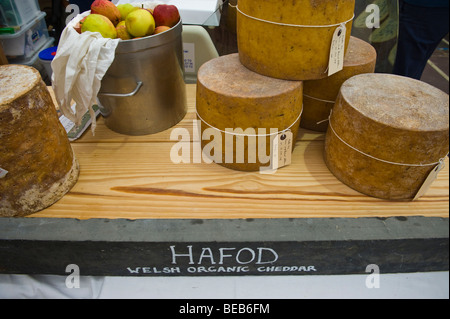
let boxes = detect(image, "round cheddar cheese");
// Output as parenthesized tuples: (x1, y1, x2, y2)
(324, 73, 449, 200)
(196, 53, 303, 172)
(301, 37, 377, 132)
(237, 0, 355, 80)
(0, 65, 79, 217)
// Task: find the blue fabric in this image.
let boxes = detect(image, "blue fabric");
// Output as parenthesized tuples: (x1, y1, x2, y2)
(393, 1, 449, 79)
(404, 0, 449, 7)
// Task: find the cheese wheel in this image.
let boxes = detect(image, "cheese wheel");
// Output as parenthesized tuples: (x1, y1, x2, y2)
(226, 0, 238, 34)
(324, 74, 449, 200)
(0, 65, 79, 217)
(237, 0, 355, 80)
(301, 37, 377, 132)
(196, 54, 303, 172)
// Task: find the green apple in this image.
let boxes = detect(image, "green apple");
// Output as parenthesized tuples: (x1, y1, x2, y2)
(117, 3, 138, 21)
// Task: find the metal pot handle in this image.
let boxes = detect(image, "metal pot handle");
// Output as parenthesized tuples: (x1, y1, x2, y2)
(98, 81, 143, 98)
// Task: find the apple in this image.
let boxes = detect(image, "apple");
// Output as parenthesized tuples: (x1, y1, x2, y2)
(153, 26, 171, 34)
(125, 9, 155, 37)
(116, 21, 132, 40)
(81, 13, 117, 39)
(74, 22, 82, 34)
(117, 3, 138, 20)
(73, 16, 87, 34)
(90, 0, 121, 26)
(152, 4, 180, 28)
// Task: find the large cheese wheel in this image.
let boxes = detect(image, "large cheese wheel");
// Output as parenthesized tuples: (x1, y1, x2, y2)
(237, 0, 355, 80)
(226, 0, 238, 34)
(0, 65, 79, 217)
(196, 53, 303, 172)
(324, 74, 449, 200)
(301, 37, 377, 132)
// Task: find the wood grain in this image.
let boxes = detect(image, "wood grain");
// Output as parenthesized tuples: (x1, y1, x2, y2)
(32, 84, 449, 219)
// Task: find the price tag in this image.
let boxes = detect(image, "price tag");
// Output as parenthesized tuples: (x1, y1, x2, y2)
(0, 167, 8, 179)
(413, 159, 446, 200)
(183, 43, 196, 74)
(272, 130, 293, 170)
(328, 23, 346, 76)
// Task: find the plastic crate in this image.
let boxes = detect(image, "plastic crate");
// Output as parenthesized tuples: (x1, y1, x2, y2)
(0, 0, 41, 28)
(7, 36, 54, 65)
(0, 11, 48, 59)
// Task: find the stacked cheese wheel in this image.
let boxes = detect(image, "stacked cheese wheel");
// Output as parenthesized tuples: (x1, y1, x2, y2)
(196, 0, 449, 201)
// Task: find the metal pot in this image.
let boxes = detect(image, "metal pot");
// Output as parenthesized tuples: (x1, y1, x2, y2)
(97, 20, 187, 136)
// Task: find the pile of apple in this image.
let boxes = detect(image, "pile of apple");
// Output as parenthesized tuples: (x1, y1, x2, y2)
(74, 0, 181, 40)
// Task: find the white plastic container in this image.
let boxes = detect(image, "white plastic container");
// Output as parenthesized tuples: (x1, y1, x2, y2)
(0, 12, 48, 58)
(11, 37, 55, 84)
(38, 44, 57, 79)
(17, 37, 54, 66)
(0, 0, 41, 28)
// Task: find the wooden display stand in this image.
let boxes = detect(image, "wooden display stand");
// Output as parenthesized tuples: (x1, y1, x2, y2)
(0, 43, 8, 65)
(0, 84, 448, 276)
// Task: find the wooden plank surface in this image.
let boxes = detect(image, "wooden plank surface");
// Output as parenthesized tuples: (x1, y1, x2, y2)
(31, 84, 449, 220)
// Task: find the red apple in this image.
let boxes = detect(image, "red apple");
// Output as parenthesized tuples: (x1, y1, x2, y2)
(152, 4, 180, 28)
(73, 16, 88, 34)
(74, 22, 82, 34)
(153, 25, 171, 34)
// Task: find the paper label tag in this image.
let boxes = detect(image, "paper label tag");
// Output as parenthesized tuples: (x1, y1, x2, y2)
(328, 24, 346, 76)
(272, 130, 293, 170)
(183, 43, 196, 74)
(413, 159, 446, 200)
(0, 167, 8, 179)
(58, 104, 100, 141)
(59, 110, 76, 133)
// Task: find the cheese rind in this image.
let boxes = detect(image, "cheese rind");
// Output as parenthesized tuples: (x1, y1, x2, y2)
(0, 65, 79, 217)
(324, 73, 449, 200)
(237, 0, 355, 80)
(301, 37, 377, 131)
(196, 54, 303, 171)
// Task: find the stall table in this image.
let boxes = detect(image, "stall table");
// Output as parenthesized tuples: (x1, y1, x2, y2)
(0, 84, 448, 277)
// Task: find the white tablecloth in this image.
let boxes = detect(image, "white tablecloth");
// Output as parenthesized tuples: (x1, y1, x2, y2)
(0, 272, 448, 299)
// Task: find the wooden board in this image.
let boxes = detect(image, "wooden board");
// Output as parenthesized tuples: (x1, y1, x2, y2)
(32, 84, 449, 220)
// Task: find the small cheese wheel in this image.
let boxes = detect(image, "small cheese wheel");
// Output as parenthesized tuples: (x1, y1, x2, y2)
(324, 73, 449, 200)
(0, 65, 79, 217)
(196, 53, 303, 171)
(237, 0, 355, 80)
(301, 37, 377, 132)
